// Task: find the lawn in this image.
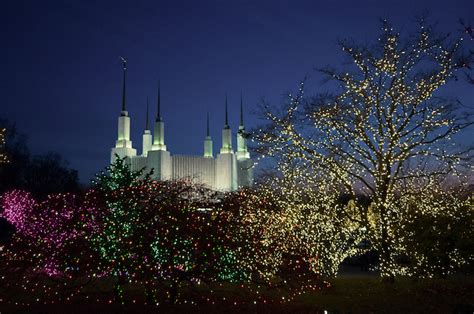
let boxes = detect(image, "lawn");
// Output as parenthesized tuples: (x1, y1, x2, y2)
(297, 275, 474, 313)
(1, 272, 473, 313)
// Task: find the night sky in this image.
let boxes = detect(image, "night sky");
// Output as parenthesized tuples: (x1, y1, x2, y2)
(2, 0, 473, 183)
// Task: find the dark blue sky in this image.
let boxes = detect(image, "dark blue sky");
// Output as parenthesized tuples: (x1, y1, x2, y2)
(2, 0, 473, 183)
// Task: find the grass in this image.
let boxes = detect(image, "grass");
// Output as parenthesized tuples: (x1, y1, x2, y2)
(297, 275, 474, 313)
(1, 273, 473, 313)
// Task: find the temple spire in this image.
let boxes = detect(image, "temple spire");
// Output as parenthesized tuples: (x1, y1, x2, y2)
(156, 80, 162, 121)
(120, 57, 127, 112)
(221, 93, 232, 153)
(142, 97, 152, 157)
(145, 98, 149, 130)
(153, 80, 166, 151)
(204, 112, 213, 158)
(240, 92, 244, 126)
(224, 93, 229, 128)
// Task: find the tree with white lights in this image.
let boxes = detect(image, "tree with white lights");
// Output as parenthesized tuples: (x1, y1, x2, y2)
(255, 20, 473, 279)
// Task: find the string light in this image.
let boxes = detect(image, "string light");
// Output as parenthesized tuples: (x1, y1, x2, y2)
(253, 20, 473, 279)
(0, 157, 326, 306)
(0, 19, 471, 308)
(0, 127, 8, 165)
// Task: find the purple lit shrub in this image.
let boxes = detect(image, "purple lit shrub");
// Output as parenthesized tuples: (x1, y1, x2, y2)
(1, 189, 36, 232)
(1, 190, 94, 276)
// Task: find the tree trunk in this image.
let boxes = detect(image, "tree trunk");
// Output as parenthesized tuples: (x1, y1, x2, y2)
(114, 274, 127, 304)
(168, 280, 178, 304)
(145, 283, 157, 305)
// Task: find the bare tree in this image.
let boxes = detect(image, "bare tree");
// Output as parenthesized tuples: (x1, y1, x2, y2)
(459, 18, 474, 84)
(254, 19, 473, 278)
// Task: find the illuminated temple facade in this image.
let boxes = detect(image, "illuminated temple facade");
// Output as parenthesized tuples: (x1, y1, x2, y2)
(110, 64, 253, 191)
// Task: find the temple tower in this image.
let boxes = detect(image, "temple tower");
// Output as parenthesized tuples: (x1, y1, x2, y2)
(147, 81, 171, 179)
(111, 57, 136, 163)
(142, 98, 152, 157)
(204, 112, 213, 158)
(236, 94, 253, 187)
(216, 94, 237, 191)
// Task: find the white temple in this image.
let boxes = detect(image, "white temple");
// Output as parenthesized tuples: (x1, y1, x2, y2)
(110, 60, 253, 191)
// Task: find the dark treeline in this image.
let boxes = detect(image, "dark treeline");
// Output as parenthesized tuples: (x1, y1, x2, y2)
(0, 118, 80, 200)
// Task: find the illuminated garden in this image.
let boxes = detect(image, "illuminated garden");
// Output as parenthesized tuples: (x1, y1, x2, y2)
(1, 5, 474, 314)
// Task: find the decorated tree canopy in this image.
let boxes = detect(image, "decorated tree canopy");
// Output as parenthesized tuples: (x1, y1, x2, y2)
(254, 19, 473, 278)
(1, 190, 93, 276)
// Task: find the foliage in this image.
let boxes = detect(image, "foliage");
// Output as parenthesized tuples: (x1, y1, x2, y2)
(0, 119, 79, 199)
(92, 154, 151, 193)
(23, 153, 79, 199)
(0, 156, 325, 306)
(87, 156, 228, 303)
(0, 190, 92, 276)
(249, 158, 367, 277)
(219, 188, 289, 282)
(254, 19, 473, 278)
(0, 119, 30, 193)
(391, 180, 473, 277)
(0, 127, 7, 165)
(1, 189, 36, 233)
(0, 157, 470, 307)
